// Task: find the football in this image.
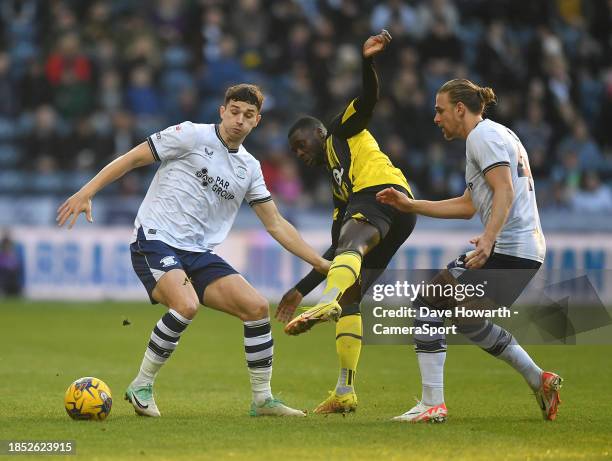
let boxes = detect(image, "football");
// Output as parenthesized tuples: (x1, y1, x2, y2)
(64, 377, 113, 421)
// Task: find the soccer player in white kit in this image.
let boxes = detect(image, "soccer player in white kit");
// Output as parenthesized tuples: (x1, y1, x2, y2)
(377, 79, 562, 422)
(57, 84, 330, 417)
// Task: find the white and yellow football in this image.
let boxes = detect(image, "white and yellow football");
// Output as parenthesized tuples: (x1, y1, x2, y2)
(64, 377, 112, 421)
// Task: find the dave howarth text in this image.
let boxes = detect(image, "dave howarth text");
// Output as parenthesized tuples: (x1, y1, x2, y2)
(372, 306, 513, 319)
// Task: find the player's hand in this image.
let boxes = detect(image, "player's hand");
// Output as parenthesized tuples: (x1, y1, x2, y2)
(465, 234, 494, 269)
(275, 288, 303, 323)
(376, 187, 414, 212)
(363, 29, 392, 58)
(57, 192, 93, 229)
(314, 258, 331, 275)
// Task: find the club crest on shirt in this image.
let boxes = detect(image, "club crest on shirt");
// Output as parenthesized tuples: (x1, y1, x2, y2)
(235, 165, 247, 179)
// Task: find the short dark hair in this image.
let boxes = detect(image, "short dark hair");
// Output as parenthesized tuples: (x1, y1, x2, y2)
(288, 116, 325, 138)
(224, 84, 264, 111)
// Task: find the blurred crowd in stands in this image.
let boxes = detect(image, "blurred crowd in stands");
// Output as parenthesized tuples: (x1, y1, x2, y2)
(1, 0, 612, 216)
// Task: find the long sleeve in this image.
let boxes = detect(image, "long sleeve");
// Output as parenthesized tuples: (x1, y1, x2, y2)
(330, 57, 380, 139)
(354, 56, 379, 115)
(295, 245, 335, 296)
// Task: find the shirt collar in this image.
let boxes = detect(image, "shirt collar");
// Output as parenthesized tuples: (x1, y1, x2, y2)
(215, 124, 239, 153)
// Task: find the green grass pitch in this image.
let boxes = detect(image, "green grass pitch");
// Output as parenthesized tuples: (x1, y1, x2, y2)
(1, 300, 611, 461)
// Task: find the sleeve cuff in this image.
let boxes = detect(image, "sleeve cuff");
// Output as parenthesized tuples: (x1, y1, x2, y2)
(482, 161, 510, 175)
(248, 196, 273, 207)
(147, 136, 161, 162)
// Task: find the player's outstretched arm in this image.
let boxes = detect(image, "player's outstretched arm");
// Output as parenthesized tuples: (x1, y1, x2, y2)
(252, 200, 331, 274)
(363, 29, 392, 59)
(376, 187, 477, 219)
(57, 142, 155, 228)
(332, 30, 391, 139)
(376, 187, 415, 212)
(358, 30, 390, 113)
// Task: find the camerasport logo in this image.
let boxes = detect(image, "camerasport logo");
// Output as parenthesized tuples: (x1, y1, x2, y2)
(195, 168, 235, 200)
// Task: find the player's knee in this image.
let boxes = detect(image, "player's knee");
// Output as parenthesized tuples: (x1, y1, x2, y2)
(240, 296, 269, 321)
(335, 244, 363, 256)
(173, 297, 199, 320)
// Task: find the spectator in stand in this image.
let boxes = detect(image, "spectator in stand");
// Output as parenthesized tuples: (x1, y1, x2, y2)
(599, 69, 612, 151)
(558, 117, 604, 170)
(570, 171, 612, 212)
(97, 110, 139, 166)
(476, 21, 525, 90)
(419, 19, 463, 66)
(0, 231, 23, 296)
(273, 160, 303, 208)
(371, 0, 419, 39)
(0, 52, 19, 118)
(45, 32, 92, 87)
(46, 33, 94, 119)
(19, 59, 52, 111)
(83, 0, 114, 45)
(69, 116, 101, 173)
(552, 149, 582, 197)
(22, 105, 66, 169)
(151, 0, 187, 44)
(98, 69, 123, 113)
(514, 102, 553, 157)
(125, 65, 163, 134)
(125, 68, 155, 116)
(200, 36, 245, 95)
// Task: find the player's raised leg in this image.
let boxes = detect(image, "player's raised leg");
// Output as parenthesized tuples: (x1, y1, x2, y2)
(285, 219, 380, 335)
(203, 273, 305, 416)
(126, 267, 199, 417)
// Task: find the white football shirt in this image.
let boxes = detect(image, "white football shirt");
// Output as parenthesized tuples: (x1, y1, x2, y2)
(131, 122, 271, 251)
(465, 119, 546, 262)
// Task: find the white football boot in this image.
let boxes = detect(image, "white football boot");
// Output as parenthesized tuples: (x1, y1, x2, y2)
(392, 400, 448, 423)
(125, 383, 161, 417)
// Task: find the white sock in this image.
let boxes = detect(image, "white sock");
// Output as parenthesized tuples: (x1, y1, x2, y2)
(498, 342, 543, 391)
(132, 349, 164, 386)
(418, 352, 445, 405)
(249, 367, 273, 404)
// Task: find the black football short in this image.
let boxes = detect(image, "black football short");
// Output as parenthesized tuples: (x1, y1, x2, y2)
(342, 184, 413, 239)
(447, 251, 542, 308)
(342, 184, 417, 295)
